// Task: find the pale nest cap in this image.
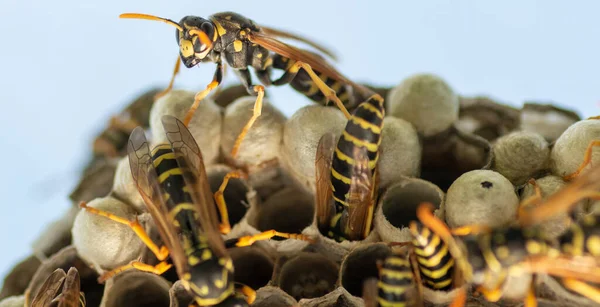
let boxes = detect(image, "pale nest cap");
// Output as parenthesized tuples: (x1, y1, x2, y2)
(492, 131, 550, 186)
(387, 73, 459, 137)
(378, 117, 422, 188)
(550, 118, 600, 177)
(445, 170, 519, 228)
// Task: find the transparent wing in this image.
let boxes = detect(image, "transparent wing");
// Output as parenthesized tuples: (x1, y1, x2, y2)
(315, 133, 336, 231)
(345, 146, 375, 240)
(161, 115, 227, 257)
(259, 25, 338, 61)
(519, 163, 600, 226)
(53, 267, 82, 307)
(127, 127, 189, 274)
(31, 269, 66, 307)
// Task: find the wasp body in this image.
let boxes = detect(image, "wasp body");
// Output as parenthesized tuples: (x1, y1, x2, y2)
(409, 222, 455, 291)
(315, 94, 385, 242)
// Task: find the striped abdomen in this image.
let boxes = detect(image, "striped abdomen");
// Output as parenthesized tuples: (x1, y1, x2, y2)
(151, 144, 203, 249)
(330, 95, 384, 213)
(409, 222, 454, 290)
(377, 254, 417, 307)
(559, 213, 600, 257)
(270, 54, 357, 110)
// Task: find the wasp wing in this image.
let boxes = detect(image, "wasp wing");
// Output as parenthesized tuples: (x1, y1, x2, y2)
(161, 115, 227, 258)
(259, 25, 338, 61)
(523, 255, 600, 284)
(31, 269, 66, 307)
(315, 132, 336, 232)
(345, 146, 375, 241)
(519, 163, 600, 226)
(127, 127, 189, 275)
(52, 267, 83, 307)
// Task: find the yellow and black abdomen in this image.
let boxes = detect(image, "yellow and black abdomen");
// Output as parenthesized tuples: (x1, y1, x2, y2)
(409, 222, 454, 291)
(560, 213, 600, 257)
(330, 95, 384, 211)
(270, 54, 357, 110)
(376, 254, 417, 307)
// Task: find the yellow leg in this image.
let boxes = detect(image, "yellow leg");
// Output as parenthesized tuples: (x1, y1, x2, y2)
(523, 276, 538, 307)
(213, 170, 247, 234)
(78, 202, 169, 261)
(235, 283, 256, 304)
(449, 286, 467, 307)
(230, 85, 264, 158)
(183, 80, 220, 126)
(295, 62, 351, 119)
(234, 229, 314, 247)
(451, 224, 491, 236)
(155, 57, 181, 100)
(518, 178, 543, 218)
(477, 285, 503, 302)
(562, 278, 600, 304)
(98, 260, 172, 283)
(564, 140, 600, 181)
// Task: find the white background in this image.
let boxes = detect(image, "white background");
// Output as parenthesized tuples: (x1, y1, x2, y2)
(1, 0, 599, 285)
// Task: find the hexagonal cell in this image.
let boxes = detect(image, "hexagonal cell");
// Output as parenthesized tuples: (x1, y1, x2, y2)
(339, 243, 392, 298)
(101, 270, 171, 307)
(275, 252, 339, 301)
(228, 245, 275, 291)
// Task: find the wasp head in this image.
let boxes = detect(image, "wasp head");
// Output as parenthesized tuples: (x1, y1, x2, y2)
(176, 16, 216, 68)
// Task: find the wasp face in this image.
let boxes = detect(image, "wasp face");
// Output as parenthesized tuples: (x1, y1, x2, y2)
(184, 256, 235, 306)
(176, 16, 216, 68)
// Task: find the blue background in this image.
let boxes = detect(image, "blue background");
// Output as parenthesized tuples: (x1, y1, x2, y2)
(1, 0, 599, 285)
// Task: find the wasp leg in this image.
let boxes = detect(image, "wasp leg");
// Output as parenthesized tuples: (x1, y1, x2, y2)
(451, 224, 491, 236)
(213, 170, 247, 235)
(235, 283, 257, 304)
(272, 61, 351, 119)
(562, 278, 600, 304)
(78, 202, 170, 262)
(98, 260, 172, 283)
(523, 276, 537, 307)
(230, 85, 265, 158)
(229, 229, 315, 248)
(183, 61, 224, 126)
(477, 284, 504, 302)
(154, 57, 181, 100)
(449, 286, 467, 307)
(564, 140, 600, 181)
(518, 178, 543, 219)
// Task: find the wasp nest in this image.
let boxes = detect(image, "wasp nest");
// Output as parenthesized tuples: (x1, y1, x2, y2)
(4, 67, 597, 307)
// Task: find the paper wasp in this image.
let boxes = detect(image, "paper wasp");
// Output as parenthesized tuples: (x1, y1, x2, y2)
(362, 246, 424, 307)
(119, 11, 380, 161)
(79, 115, 312, 306)
(315, 94, 385, 242)
(30, 267, 85, 307)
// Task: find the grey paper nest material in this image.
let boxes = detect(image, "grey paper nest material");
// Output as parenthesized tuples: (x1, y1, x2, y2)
(5, 71, 598, 307)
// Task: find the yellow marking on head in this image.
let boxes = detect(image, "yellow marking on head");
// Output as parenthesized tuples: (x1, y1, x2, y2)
(202, 249, 212, 260)
(341, 130, 379, 152)
(214, 279, 225, 289)
(152, 152, 176, 168)
(233, 40, 243, 52)
(587, 236, 600, 256)
(211, 19, 227, 36)
(351, 116, 382, 134)
(180, 39, 195, 58)
(495, 246, 510, 259)
(257, 53, 263, 58)
(158, 168, 183, 183)
(239, 29, 246, 35)
(188, 255, 200, 265)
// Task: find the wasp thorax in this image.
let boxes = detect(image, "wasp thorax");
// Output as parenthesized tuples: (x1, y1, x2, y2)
(375, 177, 444, 243)
(177, 16, 215, 67)
(445, 170, 518, 228)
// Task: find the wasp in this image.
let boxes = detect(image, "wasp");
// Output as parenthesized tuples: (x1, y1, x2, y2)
(29, 267, 86, 307)
(416, 198, 600, 307)
(119, 12, 381, 161)
(79, 115, 312, 306)
(315, 93, 385, 242)
(362, 246, 424, 307)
